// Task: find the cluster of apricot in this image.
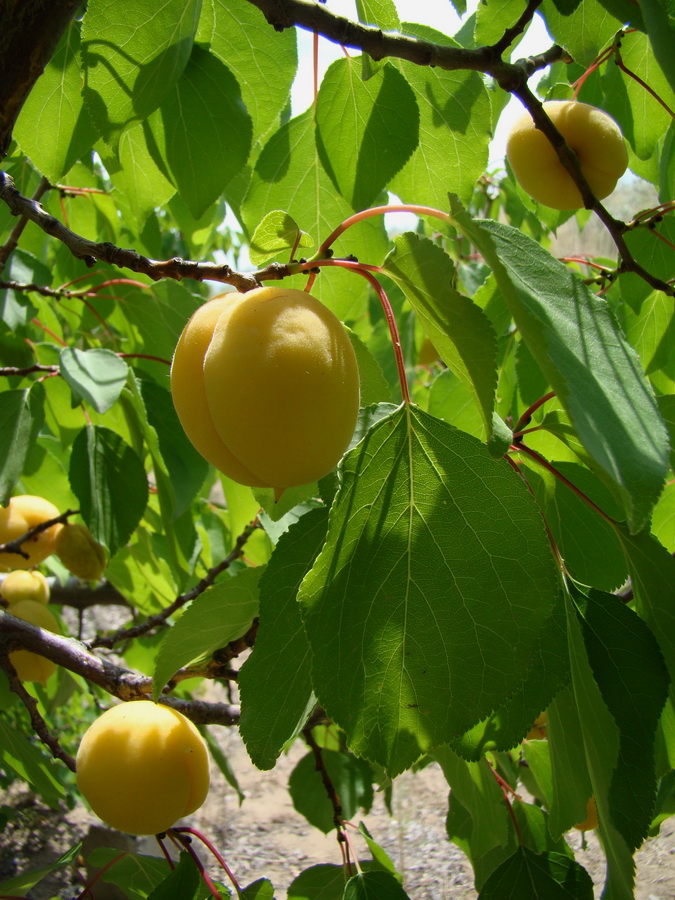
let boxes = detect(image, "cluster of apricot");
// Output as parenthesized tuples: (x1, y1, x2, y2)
(1, 494, 106, 683)
(171, 286, 360, 499)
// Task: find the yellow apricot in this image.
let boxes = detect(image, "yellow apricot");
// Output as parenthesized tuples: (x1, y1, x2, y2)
(525, 710, 548, 741)
(55, 524, 107, 581)
(8, 599, 59, 684)
(574, 796, 599, 832)
(506, 100, 628, 210)
(1, 570, 50, 605)
(171, 287, 360, 497)
(76, 701, 210, 836)
(0, 495, 63, 570)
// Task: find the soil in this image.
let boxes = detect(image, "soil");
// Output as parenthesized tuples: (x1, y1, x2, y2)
(2, 718, 675, 899)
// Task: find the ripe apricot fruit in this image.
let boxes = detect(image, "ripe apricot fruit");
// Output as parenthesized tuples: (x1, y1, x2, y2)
(76, 701, 210, 836)
(574, 796, 599, 832)
(8, 599, 59, 683)
(171, 287, 360, 498)
(0, 495, 62, 570)
(506, 100, 628, 210)
(525, 710, 548, 741)
(1, 570, 50, 605)
(55, 523, 107, 581)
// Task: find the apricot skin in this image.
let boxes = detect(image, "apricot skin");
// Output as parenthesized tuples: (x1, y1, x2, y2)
(1, 570, 50, 605)
(171, 287, 360, 496)
(76, 701, 210, 836)
(0, 495, 62, 571)
(8, 599, 59, 684)
(506, 101, 628, 210)
(55, 524, 107, 581)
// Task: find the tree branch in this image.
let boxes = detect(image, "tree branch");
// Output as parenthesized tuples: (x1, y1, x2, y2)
(0, 609, 240, 725)
(0, 171, 290, 291)
(0, 508, 78, 563)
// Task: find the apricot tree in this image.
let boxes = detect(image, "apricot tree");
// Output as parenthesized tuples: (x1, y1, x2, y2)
(0, 0, 673, 898)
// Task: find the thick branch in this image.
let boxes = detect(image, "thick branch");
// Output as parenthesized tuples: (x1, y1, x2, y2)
(0, 2, 83, 158)
(0, 608, 240, 725)
(0, 171, 289, 291)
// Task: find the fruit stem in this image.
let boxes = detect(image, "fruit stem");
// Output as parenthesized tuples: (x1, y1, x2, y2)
(298, 258, 411, 404)
(173, 827, 242, 896)
(314, 204, 450, 258)
(156, 834, 176, 869)
(170, 832, 227, 899)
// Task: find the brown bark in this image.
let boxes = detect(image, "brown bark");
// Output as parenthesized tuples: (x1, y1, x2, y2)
(0, 0, 83, 158)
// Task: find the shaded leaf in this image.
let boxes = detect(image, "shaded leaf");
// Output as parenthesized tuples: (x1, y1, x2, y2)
(478, 847, 594, 899)
(59, 347, 129, 414)
(0, 384, 45, 505)
(289, 750, 374, 833)
(343, 871, 411, 899)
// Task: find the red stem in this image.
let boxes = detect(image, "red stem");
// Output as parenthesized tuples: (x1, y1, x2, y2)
(616, 59, 675, 117)
(299, 258, 411, 403)
(513, 390, 556, 436)
(169, 832, 225, 900)
(315, 204, 450, 257)
(156, 834, 176, 870)
(73, 851, 129, 900)
(491, 766, 524, 845)
(172, 827, 242, 896)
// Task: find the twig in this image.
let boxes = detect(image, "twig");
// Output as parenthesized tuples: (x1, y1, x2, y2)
(0, 609, 240, 725)
(0, 172, 288, 292)
(0, 364, 59, 377)
(0, 650, 76, 771)
(303, 724, 344, 829)
(90, 518, 260, 649)
(0, 509, 78, 562)
(0, 176, 50, 268)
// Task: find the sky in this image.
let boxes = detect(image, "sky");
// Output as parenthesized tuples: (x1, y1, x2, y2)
(289, 0, 550, 167)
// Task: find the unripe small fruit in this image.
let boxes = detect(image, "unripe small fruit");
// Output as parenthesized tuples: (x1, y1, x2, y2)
(1, 570, 50, 605)
(0, 495, 62, 570)
(8, 599, 59, 684)
(506, 100, 628, 210)
(76, 701, 210, 836)
(574, 796, 599, 832)
(55, 524, 107, 581)
(171, 287, 360, 498)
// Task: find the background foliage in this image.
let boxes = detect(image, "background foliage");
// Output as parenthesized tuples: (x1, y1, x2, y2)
(0, 0, 674, 897)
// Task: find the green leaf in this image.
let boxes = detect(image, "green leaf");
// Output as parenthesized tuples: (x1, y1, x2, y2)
(147, 852, 200, 900)
(315, 59, 419, 210)
(197, 0, 297, 145)
(241, 879, 274, 899)
(343, 871, 411, 899)
(0, 842, 82, 897)
(382, 232, 497, 437)
(87, 848, 170, 900)
(0, 384, 45, 505)
(522, 460, 627, 592)
(289, 749, 374, 833)
(288, 864, 346, 899)
(617, 528, 675, 701)
(477, 847, 594, 899)
(475, 0, 528, 47)
(69, 425, 149, 556)
(13, 21, 99, 181)
(238, 508, 328, 769)
(153, 566, 262, 697)
(242, 109, 388, 321)
(571, 583, 669, 850)
(200, 726, 245, 805)
(1, 250, 50, 329)
(564, 590, 636, 900)
(461, 212, 669, 533)
(59, 347, 129, 414)
(540, 0, 622, 67)
(111, 122, 177, 228)
(81, 0, 201, 139)
(355, 0, 400, 29)
(249, 210, 314, 266)
(390, 24, 491, 207)
(300, 405, 561, 774)
(0, 712, 66, 809)
(639, 0, 675, 95)
(428, 369, 484, 439)
(149, 44, 252, 219)
(434, 748, 509, 858)
(140, 379, 209, 519)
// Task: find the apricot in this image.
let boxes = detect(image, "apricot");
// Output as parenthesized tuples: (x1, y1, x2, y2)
(171, 287, 360, 497)
(55, 524, 107, 581)
(574, 796, 599, 832)
(525, 710, 547, 741)
(506, 100, 628, 210)
(1, 570, 50, 605)
(76, 701, 210, 836)
(8, 599, 59, 684)
(0, 495, 62, 570)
